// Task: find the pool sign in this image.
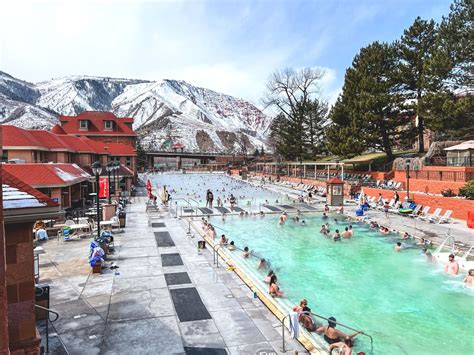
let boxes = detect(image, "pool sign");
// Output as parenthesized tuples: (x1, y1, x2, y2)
(99, 177, 109, 198)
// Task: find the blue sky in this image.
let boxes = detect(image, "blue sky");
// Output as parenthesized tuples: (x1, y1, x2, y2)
(1, 0, 453, 108)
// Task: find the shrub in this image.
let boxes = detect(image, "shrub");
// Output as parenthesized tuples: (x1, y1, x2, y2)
(441, 188, 456, 197)
(459, 180, 474, 200)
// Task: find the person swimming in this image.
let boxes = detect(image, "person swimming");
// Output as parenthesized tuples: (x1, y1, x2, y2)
(395, 242, 402, 252)
(228, 241, 236, 251)
(333, 230, 341, 242)
(242, 246, 251, 258)
(342, 227, 351, 238)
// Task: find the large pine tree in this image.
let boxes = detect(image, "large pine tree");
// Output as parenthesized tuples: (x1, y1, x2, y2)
(326, 42, 410, 160)
(397, 17, 442, 153)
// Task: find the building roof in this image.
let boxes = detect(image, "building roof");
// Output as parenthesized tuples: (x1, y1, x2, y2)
(2, 125, 136, 156)
(327, 177, 344, 184)
(2, 125, 46, 149)
(58, 111, 136, 136)
(2, 163, 91, 187)
(2, 169, 59, 209)
(444, 140, 474, 151)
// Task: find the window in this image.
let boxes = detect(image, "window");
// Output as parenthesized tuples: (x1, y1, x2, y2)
(1, 150, 8, 162)
(125, 122, 133, 129)
(79, 120, 88, 130)
(104, 120, 113, 130)
(126, 157, 132, 167)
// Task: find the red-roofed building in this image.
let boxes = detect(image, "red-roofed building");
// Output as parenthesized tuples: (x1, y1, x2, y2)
(1, 166, 60, 354)
(3, 163, 91, 208)
(57, 111, 136, 146)
(2, 125, 137, 194)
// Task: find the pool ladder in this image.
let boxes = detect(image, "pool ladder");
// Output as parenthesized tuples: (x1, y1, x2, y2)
(281, 311, 374, 354)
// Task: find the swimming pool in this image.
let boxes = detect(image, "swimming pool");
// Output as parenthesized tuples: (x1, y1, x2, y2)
(150, 173, 473, 354)
(210, 213, 473, 355)
(149, 173, 286, 206)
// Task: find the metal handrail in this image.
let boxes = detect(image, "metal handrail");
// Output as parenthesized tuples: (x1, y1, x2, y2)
(281, 311, 374, 354)
(35, 304, 62, 354)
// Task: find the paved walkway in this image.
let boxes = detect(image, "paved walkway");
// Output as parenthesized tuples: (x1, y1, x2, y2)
(37, 195, 307, 354)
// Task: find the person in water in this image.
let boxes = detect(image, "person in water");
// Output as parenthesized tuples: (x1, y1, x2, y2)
(422, 248, 434, 262)
(395, 242, 402, 252)
(242, 246, 251, 258)
(322, 213, 328, 219)
(329, 337, 356, 355)
(228, 241, 236, 251)
(333, 230, 341, 242)
(269, 275, 284, 297)
(445, 254, 459, 275)
(264, 269, 274, 283)
(257, 258, 268, 270)
(342, 227, 351, 239)
(219, 234, 228, 245)
(316, 317, 361, 345)
(463, 269, 474, 287)
(293, 299, 317, 331)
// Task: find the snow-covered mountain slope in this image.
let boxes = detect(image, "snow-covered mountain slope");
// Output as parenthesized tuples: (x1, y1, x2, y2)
(0, 71, 272, 152)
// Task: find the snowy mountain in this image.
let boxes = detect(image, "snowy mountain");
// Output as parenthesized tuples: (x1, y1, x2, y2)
(0, 71, 272, 152)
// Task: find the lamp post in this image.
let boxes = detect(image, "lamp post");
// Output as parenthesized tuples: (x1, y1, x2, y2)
(300, 156, 303, 183)
(106, 162, 113, 203)
(405, 160, 410, 201)
(91, 161, 102, 239)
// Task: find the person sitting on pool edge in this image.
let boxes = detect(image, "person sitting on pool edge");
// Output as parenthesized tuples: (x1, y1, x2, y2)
(316, 317, 361, 345)
(293, 299, 318, 331)
(269, 275, 284, 297)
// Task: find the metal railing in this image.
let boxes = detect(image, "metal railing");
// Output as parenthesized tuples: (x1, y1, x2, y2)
(281, 311, 374, 354)
(35, 304, 64, 354)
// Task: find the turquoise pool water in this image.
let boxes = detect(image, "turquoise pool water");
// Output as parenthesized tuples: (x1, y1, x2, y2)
(211, 214, 473, 355)
(150, 173, 285, 205)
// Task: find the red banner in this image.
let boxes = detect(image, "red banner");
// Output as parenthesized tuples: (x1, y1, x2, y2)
(99, 177, 109, 198)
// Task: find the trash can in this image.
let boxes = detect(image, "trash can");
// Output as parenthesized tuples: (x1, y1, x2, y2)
(119, 211, 127, 228)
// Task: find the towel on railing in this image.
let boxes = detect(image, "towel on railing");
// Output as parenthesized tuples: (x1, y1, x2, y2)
(289, 312, 299, 339)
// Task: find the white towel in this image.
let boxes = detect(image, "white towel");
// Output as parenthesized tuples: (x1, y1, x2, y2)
(289, 311, 299, 339)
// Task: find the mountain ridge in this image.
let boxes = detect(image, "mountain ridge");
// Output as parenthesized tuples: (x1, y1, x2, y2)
(0, 71, 271, 152)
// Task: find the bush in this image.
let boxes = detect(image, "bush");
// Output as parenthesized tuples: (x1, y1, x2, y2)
(459, 180, 474, 200)
(441, 188, 456, 197)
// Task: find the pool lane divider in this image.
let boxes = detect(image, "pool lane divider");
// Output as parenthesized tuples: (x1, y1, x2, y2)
(188, 219, 326, 354)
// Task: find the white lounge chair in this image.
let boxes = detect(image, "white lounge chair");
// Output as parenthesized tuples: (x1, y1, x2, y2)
(423, 208, 442, 222)
(408, 204, 422, 218)
(417, 206, 431, 220)
(437, 210, 453, 224)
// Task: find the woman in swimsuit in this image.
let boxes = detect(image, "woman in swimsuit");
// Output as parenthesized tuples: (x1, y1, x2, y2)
(329, 337, 355, 355)
(316, 317, 360, 345)
(269, 275, 284, 297)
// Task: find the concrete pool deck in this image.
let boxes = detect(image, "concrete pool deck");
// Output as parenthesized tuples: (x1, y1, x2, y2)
(36, 194, 308, 354)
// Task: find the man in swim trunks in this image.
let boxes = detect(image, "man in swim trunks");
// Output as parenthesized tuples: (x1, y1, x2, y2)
(445, 254, 459, 275)
(464, 269, 474, 287)
(343, 227, 351, 238)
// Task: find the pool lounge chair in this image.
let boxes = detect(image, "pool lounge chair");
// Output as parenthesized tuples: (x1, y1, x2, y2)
(408, 204, 422, 218)
(421, 208, 442, 222)
(436, 210, 453, 224)
(417, 206, 430, 220)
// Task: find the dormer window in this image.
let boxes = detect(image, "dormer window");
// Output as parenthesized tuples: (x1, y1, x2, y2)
(79, 120, 88, 130)
(104, 120, 114, 130)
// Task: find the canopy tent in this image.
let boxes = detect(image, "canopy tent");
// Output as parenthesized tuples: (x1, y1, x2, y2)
(444, 140, 474, 166)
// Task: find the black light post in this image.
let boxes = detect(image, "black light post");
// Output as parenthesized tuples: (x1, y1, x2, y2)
(91, 161, 102, 239)
(106, 162, 113, 204)
(405, 160, 410, 201)
(300, 157, 303, 183)
(114, 161, 120, 194)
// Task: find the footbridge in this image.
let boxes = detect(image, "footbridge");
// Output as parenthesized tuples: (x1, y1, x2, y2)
(146, 151, 227, 169)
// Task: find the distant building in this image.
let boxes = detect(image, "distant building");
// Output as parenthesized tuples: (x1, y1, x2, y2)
(2, 125, 137, 197)
(57, 111, 136, 146)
